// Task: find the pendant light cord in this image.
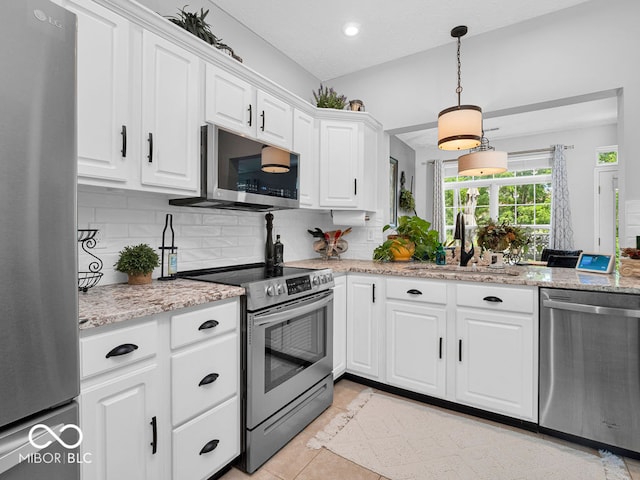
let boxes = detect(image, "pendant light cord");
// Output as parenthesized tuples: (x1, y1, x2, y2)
(456, 35, 462, 106)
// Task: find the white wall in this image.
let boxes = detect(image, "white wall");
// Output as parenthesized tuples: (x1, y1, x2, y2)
(390, 136, 416, 217)
(326, 0, 640, 241)
(78, 186, 383, 285)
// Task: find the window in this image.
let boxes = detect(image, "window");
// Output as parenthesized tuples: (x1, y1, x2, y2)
(596, 145, 618, 166)
(443, 155, 552, 260)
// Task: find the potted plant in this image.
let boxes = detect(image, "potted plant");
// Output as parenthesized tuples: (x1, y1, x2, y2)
(312, 84, 347, 109)
(373, 215, 440, 262)
(476, 219, 531, 263)
(114, 244, 160, 285)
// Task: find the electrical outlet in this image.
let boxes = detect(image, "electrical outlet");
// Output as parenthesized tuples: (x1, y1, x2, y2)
(367, 229, 374, 242)
(89, 223, 106, 249)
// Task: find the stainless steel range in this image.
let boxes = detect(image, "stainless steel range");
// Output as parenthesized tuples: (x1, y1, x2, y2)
(179, 263, 334, 473)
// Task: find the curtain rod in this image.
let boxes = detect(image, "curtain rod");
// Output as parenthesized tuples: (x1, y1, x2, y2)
(426, 145, 574, 164)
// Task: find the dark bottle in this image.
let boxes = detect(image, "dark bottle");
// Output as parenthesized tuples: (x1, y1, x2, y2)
(265, 213, 275, 269)
(274, 235, 284, 266)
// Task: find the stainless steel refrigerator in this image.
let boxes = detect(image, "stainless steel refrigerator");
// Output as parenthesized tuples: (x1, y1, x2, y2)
(0, 0, 79, 478)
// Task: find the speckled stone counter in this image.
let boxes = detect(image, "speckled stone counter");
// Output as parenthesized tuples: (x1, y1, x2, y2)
(78, 279, 244, 330)
(286, 258, 640, 294)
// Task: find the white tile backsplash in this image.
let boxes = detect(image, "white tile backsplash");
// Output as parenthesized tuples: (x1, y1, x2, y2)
(78, 186, 382, 286)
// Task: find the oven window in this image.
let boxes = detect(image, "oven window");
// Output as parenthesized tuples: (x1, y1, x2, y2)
(264, 308, 326, 393)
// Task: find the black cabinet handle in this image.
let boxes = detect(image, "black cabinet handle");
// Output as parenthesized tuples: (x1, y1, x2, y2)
(147, 132, 153, 163)
(121, 125, 127, 157)
(354, 178, 357, 195)
(198, 319, 219, 330)
(105, 343, 138, 358)
(483, 296, 503, 303)
(260, 110, 265, 131)
(247, 104, 252, 126)
(198, 373, 219, 387)
(439, 337, 443, 359)
(458, 339, 462, 362)
(372, 284, 376, 303)
(407, 289, 423, 295)
(199, 439, 220, 455)
(150, 416, 157, 454)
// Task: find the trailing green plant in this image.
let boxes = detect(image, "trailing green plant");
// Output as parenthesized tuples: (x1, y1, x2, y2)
(312, 84, 347, 109)
(373, 215, 440, 262)
(114, 244, 160, 276)
(167, 6, 242, 62)
(399, 188, 416, 213)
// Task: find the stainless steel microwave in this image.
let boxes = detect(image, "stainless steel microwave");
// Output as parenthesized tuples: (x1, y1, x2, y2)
(170, 125, 299, 211)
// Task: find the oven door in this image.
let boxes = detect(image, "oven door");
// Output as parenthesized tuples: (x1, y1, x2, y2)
(246, 290, 333, 429)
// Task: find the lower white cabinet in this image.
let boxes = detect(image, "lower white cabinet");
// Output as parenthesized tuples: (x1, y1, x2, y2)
(79, 298, 240, 480)
(332, 275, 347, 378)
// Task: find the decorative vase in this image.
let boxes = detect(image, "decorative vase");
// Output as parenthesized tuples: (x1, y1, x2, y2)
(127, 272, 152, 285)
(388, 235, 415, 262)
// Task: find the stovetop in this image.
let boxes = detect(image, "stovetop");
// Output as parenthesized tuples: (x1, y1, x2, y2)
(178, 263, 334, 310)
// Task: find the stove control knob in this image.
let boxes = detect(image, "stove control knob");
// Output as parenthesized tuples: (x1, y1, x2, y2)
(312, 276, 320, 286)
(327, 273, 334, 282)
(266, 285, 277, 296)
(320, 275, 327, 284)
(276, 283, 286, 295)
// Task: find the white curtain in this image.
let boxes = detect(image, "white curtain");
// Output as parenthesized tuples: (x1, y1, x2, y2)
(549, 144, 574, 249)
(432, 159, 445, 243)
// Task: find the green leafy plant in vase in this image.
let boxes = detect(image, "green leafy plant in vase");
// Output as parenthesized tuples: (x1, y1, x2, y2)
(313, 84, 347, 109)
(373, 215, 440, 262)
(114, 244, 160, 285)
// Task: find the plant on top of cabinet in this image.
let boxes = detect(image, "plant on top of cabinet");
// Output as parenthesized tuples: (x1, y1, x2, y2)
(373, 215, 440, 262)
(114, 244, 160, 285)
(313, 84, 347, 109)
(166, 6, 242, 62)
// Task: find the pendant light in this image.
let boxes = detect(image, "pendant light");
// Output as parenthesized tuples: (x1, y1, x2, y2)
(458, 134, 507, 176)
(261, 145, 290, 173)
(438, 26, 482, 151)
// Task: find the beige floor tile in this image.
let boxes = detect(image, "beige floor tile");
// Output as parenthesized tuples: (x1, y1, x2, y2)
(303, 405, 344, 437)
(294, 448, 380, 480)
(261, 430, 321, 480)
(625, 456, 640, 480)
(219, 466, 283, 480)
(332, 379, 368, 410)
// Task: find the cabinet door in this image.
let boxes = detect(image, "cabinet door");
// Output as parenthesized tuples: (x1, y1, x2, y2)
(346, 275, 382, 379)
(256, 90, 292, 149)
(319, 121, 360, 208)
(455, 308, 534, 419)
(61, 0, 131, 183)
(141, 30, 200, 192)
(332, 276, 347, 379)
(386, 301, 446, 397)
(205, 64, 253, 136)
(294, 109, 318, 208)
(80, 364, 162, 480)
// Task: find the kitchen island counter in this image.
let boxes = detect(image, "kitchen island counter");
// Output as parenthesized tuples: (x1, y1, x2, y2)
(78, 278, 244, 329)
(286, 258, 640, 294)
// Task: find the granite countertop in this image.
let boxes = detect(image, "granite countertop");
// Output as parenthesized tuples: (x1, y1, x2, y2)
(78, 278, 244, 330)
(286, 258, 640, 294)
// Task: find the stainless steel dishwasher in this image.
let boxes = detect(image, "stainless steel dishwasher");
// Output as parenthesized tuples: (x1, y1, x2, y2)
(539, 288, 640, 454)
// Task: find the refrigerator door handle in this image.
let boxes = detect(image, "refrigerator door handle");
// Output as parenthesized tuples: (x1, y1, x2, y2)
(0, 423, 65, 474)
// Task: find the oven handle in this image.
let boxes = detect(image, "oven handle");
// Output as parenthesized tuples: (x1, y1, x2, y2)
(253, 291, 333, 327)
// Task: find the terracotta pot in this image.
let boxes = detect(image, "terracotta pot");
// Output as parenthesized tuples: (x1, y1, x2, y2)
(127, 272, 152, 285)
(388, 235, 415, 262)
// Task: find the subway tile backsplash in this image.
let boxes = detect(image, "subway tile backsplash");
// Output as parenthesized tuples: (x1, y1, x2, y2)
(78, 185, 384, 286)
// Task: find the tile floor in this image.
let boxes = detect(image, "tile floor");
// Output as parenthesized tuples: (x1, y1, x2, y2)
(221, 379, 640, 480)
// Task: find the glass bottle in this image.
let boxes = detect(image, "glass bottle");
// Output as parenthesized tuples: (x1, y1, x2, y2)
(274, 235, 284, 266)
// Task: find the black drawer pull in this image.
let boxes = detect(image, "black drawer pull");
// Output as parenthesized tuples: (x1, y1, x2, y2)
(439, 337, 443, 359)
(199, 439, 219, 455)
(147, 132, 153, 163)
(260, 110, 265, 131)
(198, 319, 219, 330)
(458, 339, 462, 362)
(121, 125, 127, 157)
(247, 104, 252, 126)
(483, 296, 503, 303)
(407, 289, 423, 295)
(106, 343, 138, 358)
(150, 416, 157, 454)
(198, 373, 219, 387)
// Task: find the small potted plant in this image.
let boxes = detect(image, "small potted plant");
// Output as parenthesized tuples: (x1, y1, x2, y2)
(313, 84, 347, 109)
(373, 215, 440, 262)
(114, 244, 160, 285)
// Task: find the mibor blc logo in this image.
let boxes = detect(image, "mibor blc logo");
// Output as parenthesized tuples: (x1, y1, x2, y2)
(19, 424, 92, 465)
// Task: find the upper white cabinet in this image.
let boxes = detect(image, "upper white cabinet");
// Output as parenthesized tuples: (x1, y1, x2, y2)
(318, 117, 378, 210)
(140, 30, 201, 192)
(205, 65, 293, 150)
(54, 0, 131, 183)
(294, 109, 319, 208)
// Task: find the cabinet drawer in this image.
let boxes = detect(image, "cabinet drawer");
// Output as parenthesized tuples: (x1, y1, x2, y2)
(456, 283, 535, 314)
(171, 334, 239, 426)
(173, 396, 240, 480)
(171, 299, 238, 349)
(80, 321, 157, 379)
(386, 277, 447, 304)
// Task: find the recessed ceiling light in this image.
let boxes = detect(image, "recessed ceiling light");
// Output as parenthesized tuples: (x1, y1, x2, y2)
(343, 22, 360, 37)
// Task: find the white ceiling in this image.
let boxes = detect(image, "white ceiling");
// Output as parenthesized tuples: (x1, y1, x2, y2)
(209, 0, 591, 81)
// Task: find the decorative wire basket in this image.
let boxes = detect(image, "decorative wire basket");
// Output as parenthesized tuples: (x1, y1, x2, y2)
(77, 229, 104, 292)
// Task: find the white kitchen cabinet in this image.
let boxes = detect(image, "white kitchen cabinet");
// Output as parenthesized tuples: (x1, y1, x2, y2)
(205, 65, 293, 150)
(293, 109, 318, 208)
(140, 30, 201, 192)
(346, 275, 383, 380)
(454, 283, 537, 420)
(332, 275, 347, 378)
(54, 0, 131, 184)
(318, 118, 378, 210)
